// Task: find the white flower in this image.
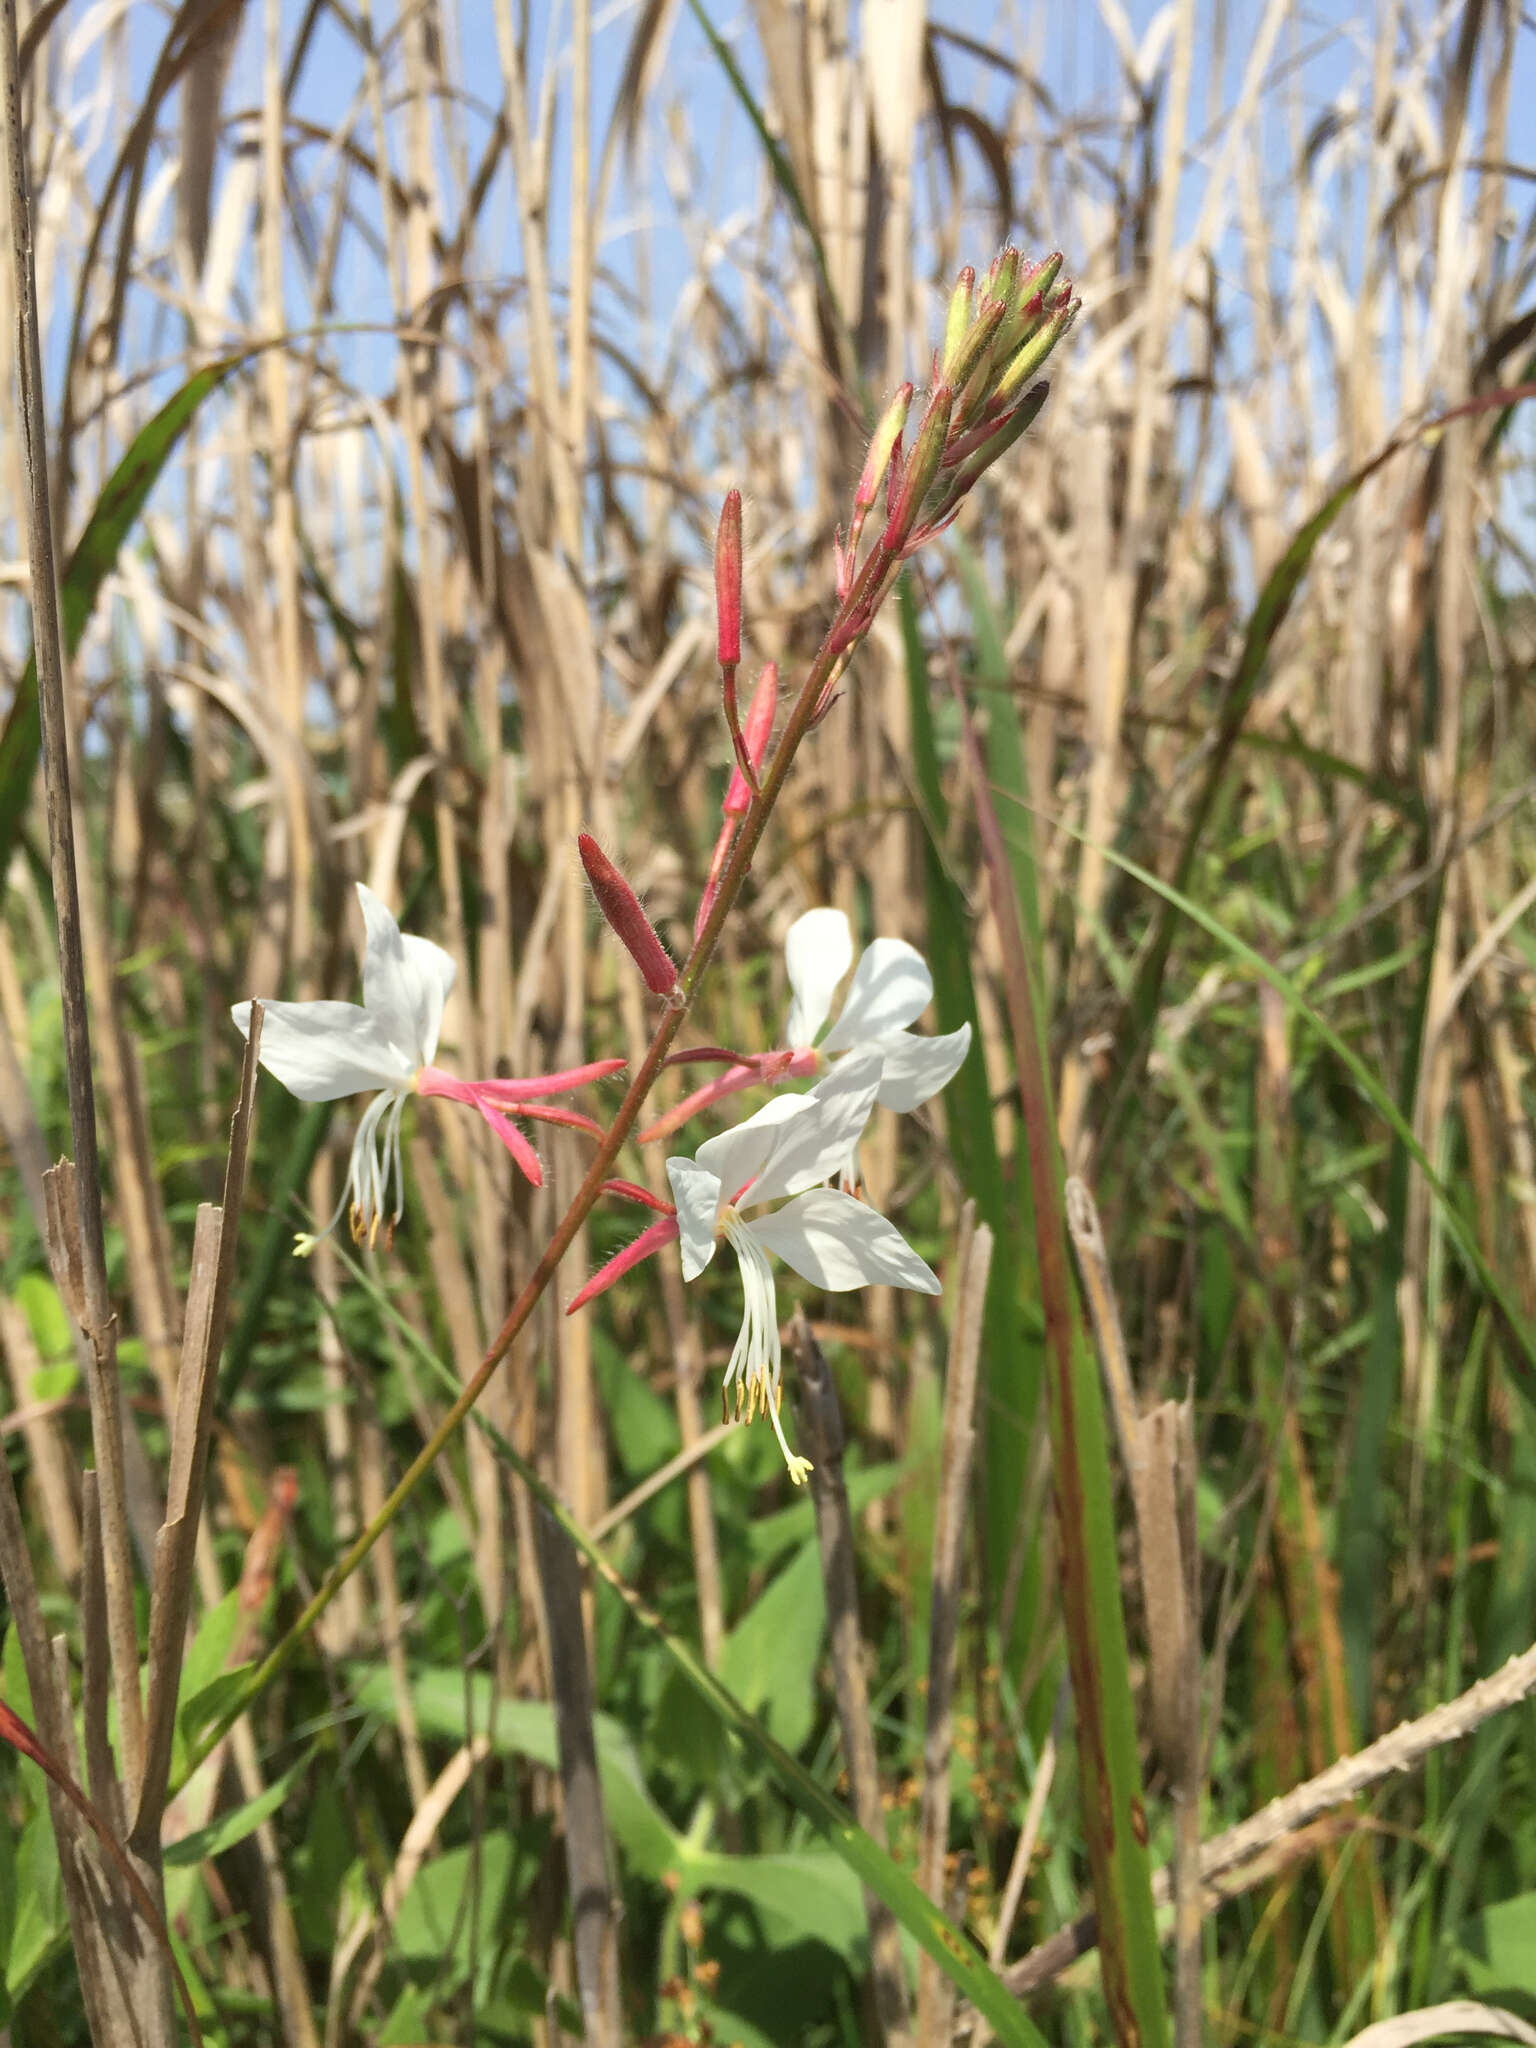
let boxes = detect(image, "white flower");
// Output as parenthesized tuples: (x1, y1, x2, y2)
(783, 907, 971, 1112)
(640, 906, 972, 1153)
(233, 884, 620, 1252)
(664, 1049, 940, 1482)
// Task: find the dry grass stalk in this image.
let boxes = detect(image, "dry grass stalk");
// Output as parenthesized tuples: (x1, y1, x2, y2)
(534, 1503, 623, 2048)
(134, 1006, 260, 1843)
(915, 1205, 992, 2046)
(792, 1308, 913, 2048)
(1068, 1175, 1201, 2039)
(987, 1635, 1536, 2010)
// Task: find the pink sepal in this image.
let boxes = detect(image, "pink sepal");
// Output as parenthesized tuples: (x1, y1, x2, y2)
(567, 1215, 681, 1312)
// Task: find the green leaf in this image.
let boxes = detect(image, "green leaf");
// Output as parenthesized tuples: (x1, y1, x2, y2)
(0, 357, 243, 876)
(163, 1750, 313, 1867)
(1453, 1888, 1536, 1995)
(4, 1807, 66, 2002)
(719, 1538, 827, 1755)
(348, 1666, 685, 1884)
(687, 1846, 867, 1958)
(901, 580, 1044, 1644)
(393, 1837, 514, 1970)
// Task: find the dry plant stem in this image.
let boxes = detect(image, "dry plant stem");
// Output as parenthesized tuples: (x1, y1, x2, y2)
(329, 1736, 493, 2045)
(987, 1678, 1068, 1972)
(991, 1637, 1536, 2006)
(792, 1311, 913, 2048)
(534, 1505, 622, 2048)
(195, 527, 902, 1766)
(134, 1014, 261, 1846)
(1, 0, 144, 1805)
(1068, 1179, 1201, 2042)
(590, 1422, 737, 1543)
(916, 1211, 992, 2048)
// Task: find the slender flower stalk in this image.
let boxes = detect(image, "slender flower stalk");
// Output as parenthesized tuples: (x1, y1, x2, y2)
(232, 884, 623, 1250)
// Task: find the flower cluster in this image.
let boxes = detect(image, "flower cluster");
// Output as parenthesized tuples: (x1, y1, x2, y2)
(574, 910, 968, 1482)
(235, 891, 964, 1482)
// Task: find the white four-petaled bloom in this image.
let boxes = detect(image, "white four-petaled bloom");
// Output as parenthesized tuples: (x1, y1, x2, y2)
(665, 1049, 940, 1483)
(642, 906, 971, 1161)
(233, 883, 620, 1253)
(783, 907, 972, 1116)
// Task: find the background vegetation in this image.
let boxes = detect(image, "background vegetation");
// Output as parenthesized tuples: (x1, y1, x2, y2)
(0, 0, 1533, 2042)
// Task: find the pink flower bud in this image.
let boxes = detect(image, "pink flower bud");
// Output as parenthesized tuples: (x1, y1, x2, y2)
(880, 384, 953, 555)
(578, 833, 678, 996)
(724, 662, 778, 816)
(715, 488, 742, 670)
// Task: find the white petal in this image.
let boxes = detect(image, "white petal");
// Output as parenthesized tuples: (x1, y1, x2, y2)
(231, 999, 411, 1101)
(751, 1190, 942, 1294)
(747, 1048, 883, 1207)
(357, 883, 455, 1068)
(784, 908, 853, 1047)
(821, 938, 932, 1052)
(401, 933, 457, 1064)
(873, 1022, 972, 1111)
(695, 1090, 808, 1204)
(666, 1157, 723, 1280)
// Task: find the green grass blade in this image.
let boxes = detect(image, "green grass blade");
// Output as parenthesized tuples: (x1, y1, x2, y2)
(683, 0, 852, 366)
(944, 656, 1169, 2048)
(901, 583, 1045, 1642)
(1026, 801, 1536, 1379)
(0, 356, 241, 874)
(1337, 857, 1443, 1731)
(1106, 386, 1536, 1155)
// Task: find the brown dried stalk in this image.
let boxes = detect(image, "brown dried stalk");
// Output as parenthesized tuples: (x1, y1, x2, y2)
(975, 1636, 1536, 2012)
(792, 1310, 913, 2048)
(915, 1207, 991, 2047)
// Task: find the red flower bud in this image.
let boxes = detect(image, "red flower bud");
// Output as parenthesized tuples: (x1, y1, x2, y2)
(578, 833, 677, 996)
(715, 488, 742, 671)
(880, 384, 953, 555)
(724, 662, 778, 816)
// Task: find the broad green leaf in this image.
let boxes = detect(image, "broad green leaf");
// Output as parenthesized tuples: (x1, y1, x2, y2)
(172, 1589, 244, 1781)
(719, 1538, 827, 1755)
(348, 1666, 684, 1883)
(1453, 1888, 1536, 1995)
(392, 1837, 513, 1969)
(4, 1807, 65, 2002)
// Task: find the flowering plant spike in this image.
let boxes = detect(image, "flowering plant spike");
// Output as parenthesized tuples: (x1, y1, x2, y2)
(232, 883, 623, 1250)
